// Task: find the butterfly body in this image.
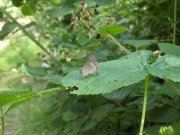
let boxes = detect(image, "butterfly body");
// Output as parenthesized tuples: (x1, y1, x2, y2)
(81, 55, 99, 77)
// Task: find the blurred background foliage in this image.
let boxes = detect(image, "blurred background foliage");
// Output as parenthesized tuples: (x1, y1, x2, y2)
(0, 0, 180, 135)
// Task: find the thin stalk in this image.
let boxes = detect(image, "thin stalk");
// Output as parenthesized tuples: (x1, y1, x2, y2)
(107, 34, 130, 54)
(173, 0, 177, 45)
(139, 75, 149, 135)
(0, 7, 51, 56)
(0, 107, 4, 135)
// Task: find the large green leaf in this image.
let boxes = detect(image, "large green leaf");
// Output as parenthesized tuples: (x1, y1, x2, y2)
(61, 51, 150, 95)
(158, 43, 180, 56)
(148, 55, 180, 82)
(121, 40, 157, 49)
(0, 87, 66, 115)
(0, 90, 33, 107)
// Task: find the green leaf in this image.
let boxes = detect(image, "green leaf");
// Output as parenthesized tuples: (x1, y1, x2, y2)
(97, 25, 127, 36)
(61, 51, 150, 95)
(121, 40, 157, 49)
(0, 90, 33, 107)
(158, 43, 180, 56)
(0, 22, 18, 40)
(147, 106, 180, 122)
(20, 64, 46, 77)
(148, 55, 180, 82)
(0, 87, 66, 115)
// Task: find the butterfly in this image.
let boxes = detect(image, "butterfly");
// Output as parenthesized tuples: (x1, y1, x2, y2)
(80, 55, 99, 77)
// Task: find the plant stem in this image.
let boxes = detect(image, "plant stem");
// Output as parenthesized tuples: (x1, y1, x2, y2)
(0, 107, 4, 135)
(139, 75, 149, 135)
(173, 0, 177, 45)
(0, 7, 51, 56)
(107, 34, 130, 54)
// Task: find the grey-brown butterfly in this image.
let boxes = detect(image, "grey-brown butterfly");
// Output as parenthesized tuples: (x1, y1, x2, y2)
(81, 55, 99, 77)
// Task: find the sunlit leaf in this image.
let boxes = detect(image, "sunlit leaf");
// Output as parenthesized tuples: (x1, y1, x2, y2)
(61, 51, 151, 95)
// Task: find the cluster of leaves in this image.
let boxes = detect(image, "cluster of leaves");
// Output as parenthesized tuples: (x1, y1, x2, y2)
(0, 0, 180, 135)
(110, 0, 180, 44)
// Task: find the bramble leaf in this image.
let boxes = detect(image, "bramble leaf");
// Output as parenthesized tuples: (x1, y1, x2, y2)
(61, 51, 151, 95)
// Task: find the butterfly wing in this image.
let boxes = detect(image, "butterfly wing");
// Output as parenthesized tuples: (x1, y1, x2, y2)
(81, 55, 99, 77)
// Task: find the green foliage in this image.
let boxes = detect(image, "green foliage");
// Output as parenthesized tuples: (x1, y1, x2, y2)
(1, 0, 180, 135)
(62, 50, 180, 96)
